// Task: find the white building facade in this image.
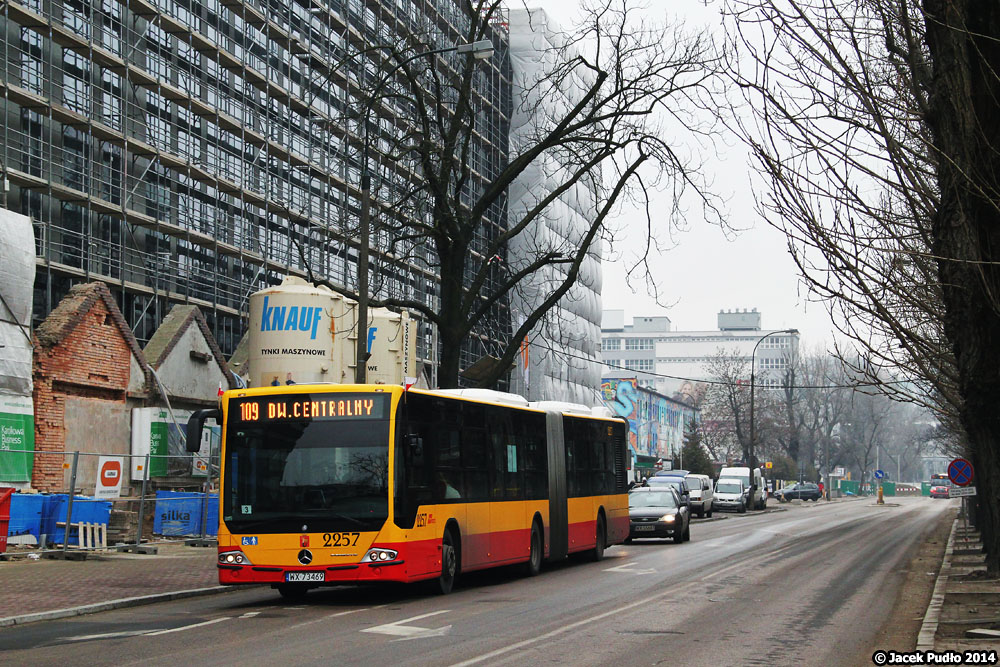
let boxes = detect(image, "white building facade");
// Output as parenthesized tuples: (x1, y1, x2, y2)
(602, 309, 800, 399)
(506, 8, 603, 405)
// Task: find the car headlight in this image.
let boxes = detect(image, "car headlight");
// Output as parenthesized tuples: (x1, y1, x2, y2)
(659, 514, 676, 523)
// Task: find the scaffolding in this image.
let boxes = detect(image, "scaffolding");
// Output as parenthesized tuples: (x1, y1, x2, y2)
(0, 0, 512, 372)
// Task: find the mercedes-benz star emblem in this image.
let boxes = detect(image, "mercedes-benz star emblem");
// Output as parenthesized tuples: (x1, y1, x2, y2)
(297, 549, 313, 565)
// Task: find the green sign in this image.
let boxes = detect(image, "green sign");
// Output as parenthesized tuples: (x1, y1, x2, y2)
(149, 415, 169, 478)
(0, 396, 34, 482)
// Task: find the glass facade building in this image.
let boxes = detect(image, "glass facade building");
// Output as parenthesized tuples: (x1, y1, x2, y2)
(0, 0, 511, 373)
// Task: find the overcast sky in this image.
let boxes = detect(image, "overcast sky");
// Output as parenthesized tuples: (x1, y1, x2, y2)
(519, 0, 840, 349)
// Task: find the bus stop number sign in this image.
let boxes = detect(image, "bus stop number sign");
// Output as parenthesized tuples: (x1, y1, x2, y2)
(948, 458, 974, 487)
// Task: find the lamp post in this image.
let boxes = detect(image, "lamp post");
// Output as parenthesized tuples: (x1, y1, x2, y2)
(354, 39, 494, 383)
(748, 328, 799, 503)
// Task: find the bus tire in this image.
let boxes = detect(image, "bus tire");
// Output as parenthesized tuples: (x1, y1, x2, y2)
(437, 529, 458, 595)
(524, 520, 543, 577)
(276, 584, 310, 600)
(590, 514, 606, 562)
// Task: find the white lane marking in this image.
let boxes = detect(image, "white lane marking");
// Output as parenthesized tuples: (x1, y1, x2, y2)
(287, 605, 386, 631)
(361, 609, 452, 641)
(603, 562, 656, 575)
(240, 612, 260, 618)
(450, 558, 755, 667)
(145, 617, 230, 636)
(65, 630, 160, 642)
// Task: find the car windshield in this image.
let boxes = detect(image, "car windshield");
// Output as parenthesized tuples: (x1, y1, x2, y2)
(223, 393, 391, 533)
(630, 492, 678, 508)
(647, 477, 683, 490)
(717, 482, 742, 494)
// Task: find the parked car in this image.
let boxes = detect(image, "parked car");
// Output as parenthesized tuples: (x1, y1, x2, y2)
(718, 466, 766, 510)
(713, 478, 749, 513)
(685, 473, 714, 518)
(626, 486, 690, 543)
(776, 482, 822, 502)
(930, 484, 951, 498)
(644, 475, 692, 509)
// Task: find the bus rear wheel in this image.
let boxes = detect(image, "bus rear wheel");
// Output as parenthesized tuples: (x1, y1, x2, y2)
(590, 514, 606, 562)
(524, 521, 542, 577)
(437, 529, 458, 595)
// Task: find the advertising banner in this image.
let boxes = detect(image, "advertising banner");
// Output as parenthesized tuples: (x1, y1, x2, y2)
(95, 456, 125, 498)
(0, 395, 34, 482)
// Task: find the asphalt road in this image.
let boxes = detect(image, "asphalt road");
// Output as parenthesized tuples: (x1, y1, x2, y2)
(0, 496, 953, 666)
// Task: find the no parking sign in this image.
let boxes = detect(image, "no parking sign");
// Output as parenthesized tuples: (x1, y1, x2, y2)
(95, 456, 125, 499)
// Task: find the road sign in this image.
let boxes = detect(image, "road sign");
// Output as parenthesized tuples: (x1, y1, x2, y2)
(948, 458, 974, 487)
(831, 467, 845, 477)
(949, 486, 977, 498)
(765, 461, 772, 469)
(874, 469, 885, 480)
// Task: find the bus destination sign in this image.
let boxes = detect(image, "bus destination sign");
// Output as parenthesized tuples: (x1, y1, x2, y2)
(233, 393, 388, 423)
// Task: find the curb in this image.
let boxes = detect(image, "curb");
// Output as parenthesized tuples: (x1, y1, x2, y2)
(916, 517, 957, 650)
(0, 586, 236, 628)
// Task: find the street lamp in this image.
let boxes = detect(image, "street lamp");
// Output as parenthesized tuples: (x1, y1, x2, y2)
(748, 328, 799, 503)
(354, 39, 494, 383)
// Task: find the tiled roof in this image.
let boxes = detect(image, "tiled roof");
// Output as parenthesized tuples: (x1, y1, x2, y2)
(143, 304, 233, 388)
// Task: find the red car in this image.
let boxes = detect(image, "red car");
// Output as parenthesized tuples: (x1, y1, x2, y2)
(930, 485, 951, 498)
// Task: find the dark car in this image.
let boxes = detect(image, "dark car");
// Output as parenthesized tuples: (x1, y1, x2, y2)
(644, 475, 692, 508)
(930, 484, 951, 498)
(626, 486, 690, 543)
(776, 482, 822, 502)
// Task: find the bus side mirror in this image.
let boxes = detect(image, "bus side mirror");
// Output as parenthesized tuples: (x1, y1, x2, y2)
(186, 408, 221, 453)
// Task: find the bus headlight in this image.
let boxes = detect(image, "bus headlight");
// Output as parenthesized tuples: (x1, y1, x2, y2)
(361, 548, 398, 563)
(218, 550, 253, 566)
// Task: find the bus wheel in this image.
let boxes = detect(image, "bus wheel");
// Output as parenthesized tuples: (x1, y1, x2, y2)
(590, 514, 606, 562)
(277, 584, 310, 600)
(437, 529, 458, 595)
(524, 521, 543, 577)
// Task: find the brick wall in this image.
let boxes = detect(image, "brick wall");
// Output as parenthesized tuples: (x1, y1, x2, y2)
(31, 283, 144, 492)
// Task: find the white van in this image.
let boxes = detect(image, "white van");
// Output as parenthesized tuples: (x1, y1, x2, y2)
(685, 474, 714, 518)
(717, 466, 766, 510)
(713, 478, 748, 513)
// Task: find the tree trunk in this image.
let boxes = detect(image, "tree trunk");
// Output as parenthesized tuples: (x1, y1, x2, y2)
(923, 0, 1000, 574)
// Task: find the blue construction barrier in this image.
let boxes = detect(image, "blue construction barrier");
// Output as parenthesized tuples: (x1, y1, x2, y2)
(6, 493, 111, 546)
(153, 491, 218, 536)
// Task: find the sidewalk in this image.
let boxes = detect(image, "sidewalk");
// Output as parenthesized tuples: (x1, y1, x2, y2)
(0, 540, 227, 627)
(918, 516, 1000, 649)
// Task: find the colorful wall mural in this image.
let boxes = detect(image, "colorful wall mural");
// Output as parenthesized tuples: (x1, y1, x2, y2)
(601, 378, 698, 461)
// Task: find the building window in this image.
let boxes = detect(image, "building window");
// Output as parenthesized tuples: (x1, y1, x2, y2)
(625, 338, 653, 350)
(602, 338, 621, 351)
(623, 359, 654, 372)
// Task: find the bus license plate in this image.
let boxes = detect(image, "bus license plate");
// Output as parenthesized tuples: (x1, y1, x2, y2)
(635, 525, 655, 531)
(286, 571, 324, 582)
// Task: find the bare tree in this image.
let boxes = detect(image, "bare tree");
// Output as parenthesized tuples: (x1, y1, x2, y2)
(723, 0, 1000, 572)
(302, 0, 725, 389)
(702, 349, 753, 463)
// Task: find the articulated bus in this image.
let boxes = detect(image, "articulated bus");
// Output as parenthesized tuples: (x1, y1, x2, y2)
(186, 384, 630, 598)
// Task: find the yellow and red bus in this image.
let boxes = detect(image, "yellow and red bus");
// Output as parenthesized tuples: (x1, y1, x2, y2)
(186, 384, 629, 598)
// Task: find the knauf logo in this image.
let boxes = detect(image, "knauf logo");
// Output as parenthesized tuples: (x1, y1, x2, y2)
(260, 296, 323, 339)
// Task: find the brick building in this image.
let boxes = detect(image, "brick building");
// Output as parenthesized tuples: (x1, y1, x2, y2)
(31, 281, 149, 492)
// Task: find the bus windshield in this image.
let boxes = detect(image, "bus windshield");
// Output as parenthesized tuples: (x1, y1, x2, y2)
(223, 393, 391, 533)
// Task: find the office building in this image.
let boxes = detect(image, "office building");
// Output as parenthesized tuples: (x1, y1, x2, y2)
(602, 308, 800, 398)
(0, 0, 510, 375)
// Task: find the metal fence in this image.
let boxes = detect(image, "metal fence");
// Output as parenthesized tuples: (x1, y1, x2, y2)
(1, 448, 218, 556)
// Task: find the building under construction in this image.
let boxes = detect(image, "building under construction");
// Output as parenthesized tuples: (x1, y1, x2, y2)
(0, 0, 512, 376)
